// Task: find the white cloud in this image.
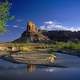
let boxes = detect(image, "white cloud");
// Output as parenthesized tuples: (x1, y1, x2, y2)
(44, 21, 54, 24)
(6, 24, 19, 28)
(40, 21, 80, 31)
(13, 25, 19, 28)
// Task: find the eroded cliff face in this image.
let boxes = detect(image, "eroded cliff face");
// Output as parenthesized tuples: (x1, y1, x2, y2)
(26, 21, 49, 42)
(14, 21, 49, 43)
(27, 21, 38, 33)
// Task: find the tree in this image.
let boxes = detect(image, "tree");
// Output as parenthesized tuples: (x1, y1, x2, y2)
(0, 0, 11, 32)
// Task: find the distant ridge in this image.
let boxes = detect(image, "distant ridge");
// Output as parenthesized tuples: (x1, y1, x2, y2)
(13, 21, 80, 43)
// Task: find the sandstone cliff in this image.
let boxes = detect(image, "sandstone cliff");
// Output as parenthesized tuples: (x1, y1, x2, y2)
(14, 21, 49, 43)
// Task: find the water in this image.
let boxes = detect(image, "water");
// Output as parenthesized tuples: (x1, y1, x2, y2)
(0, 53, 80, 80)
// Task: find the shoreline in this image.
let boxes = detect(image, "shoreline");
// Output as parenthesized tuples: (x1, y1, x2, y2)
(57, 49, 80, 57)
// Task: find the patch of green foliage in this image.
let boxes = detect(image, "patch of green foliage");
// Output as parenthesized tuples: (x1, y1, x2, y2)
(48, 48, 56, 55)
(0, 0, 13, 32)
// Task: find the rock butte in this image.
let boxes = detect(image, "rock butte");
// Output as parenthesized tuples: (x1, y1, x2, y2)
(14, 21, 49, 42)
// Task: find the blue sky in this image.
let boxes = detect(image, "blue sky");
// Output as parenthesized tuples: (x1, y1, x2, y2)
(0, 0, 80, 42)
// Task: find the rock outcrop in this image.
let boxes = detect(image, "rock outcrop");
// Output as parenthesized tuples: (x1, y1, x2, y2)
(14, 21, 49, 43)
(27, 21, 38, 33)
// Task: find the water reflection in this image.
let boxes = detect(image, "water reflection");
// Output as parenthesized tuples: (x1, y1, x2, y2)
(44, 68, 55, 72)
(27, 64, 36, 72)
(26, 64, 58, 72)
(0, 52, 80, 80)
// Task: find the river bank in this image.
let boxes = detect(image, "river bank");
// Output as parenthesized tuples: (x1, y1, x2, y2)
(49, 42, 80, 57)
(57, 50, 80, 57)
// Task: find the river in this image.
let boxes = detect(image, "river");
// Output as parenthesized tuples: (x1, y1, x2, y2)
(0, 53, 80, 80)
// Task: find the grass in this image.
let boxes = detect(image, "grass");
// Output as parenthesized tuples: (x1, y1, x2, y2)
(1, 41, 80, 56)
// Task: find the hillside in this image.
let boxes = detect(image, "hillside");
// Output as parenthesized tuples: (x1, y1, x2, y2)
(43, 31, 80, 42)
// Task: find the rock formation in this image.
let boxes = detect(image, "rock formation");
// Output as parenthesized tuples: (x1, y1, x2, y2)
(14, 21, 49, 43)
(26, 21, 49, 42)
(27, 21, 38, 33)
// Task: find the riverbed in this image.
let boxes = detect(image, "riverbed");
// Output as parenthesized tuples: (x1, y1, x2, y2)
(0, 52, 80, 80)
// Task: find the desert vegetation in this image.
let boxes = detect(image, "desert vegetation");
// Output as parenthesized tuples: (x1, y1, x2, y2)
(1, 41, 80, 55)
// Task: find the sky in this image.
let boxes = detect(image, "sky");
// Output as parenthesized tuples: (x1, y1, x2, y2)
(0, 0, 80, 42)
